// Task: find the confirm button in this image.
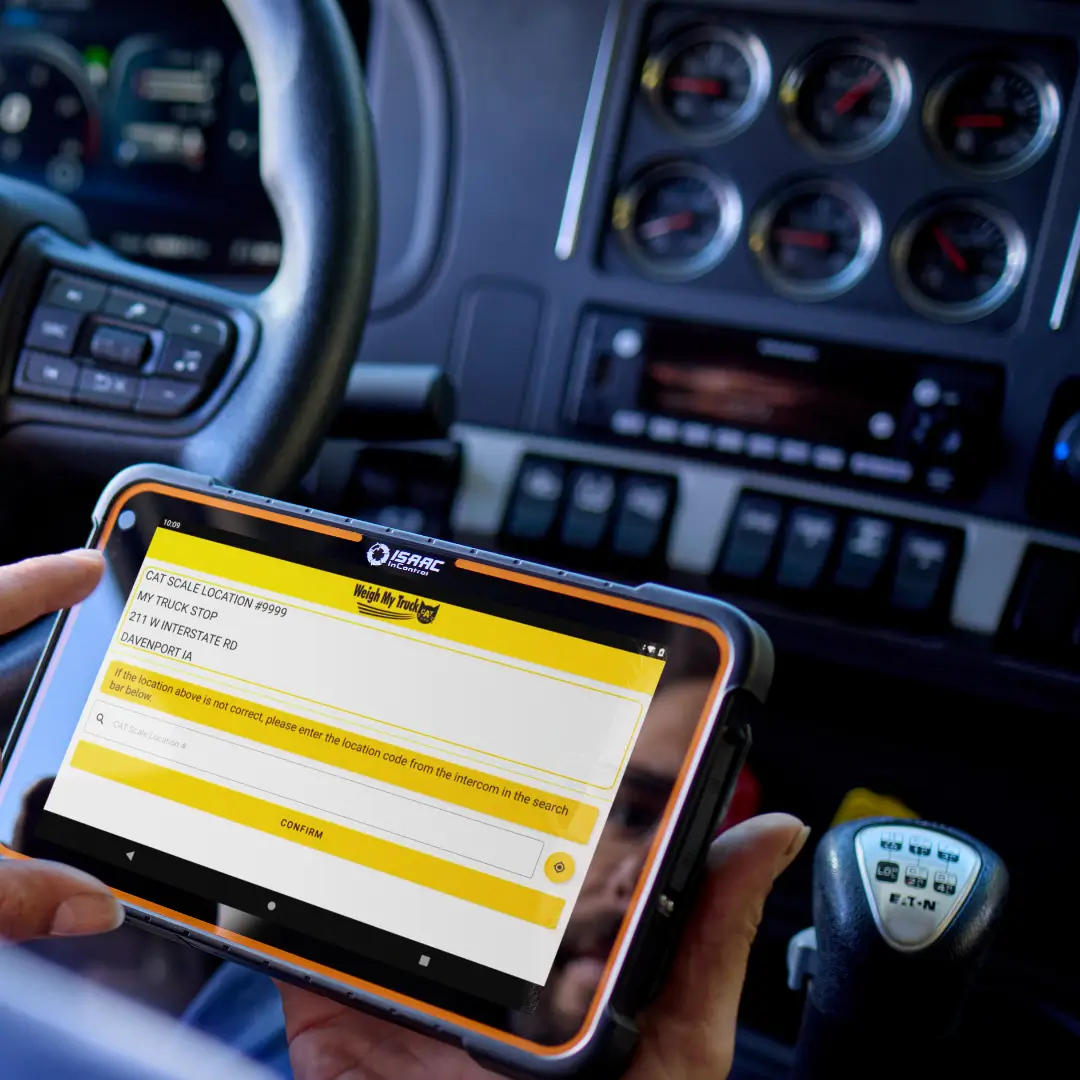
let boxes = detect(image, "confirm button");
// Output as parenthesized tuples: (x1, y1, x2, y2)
(545, 852, 575, 884)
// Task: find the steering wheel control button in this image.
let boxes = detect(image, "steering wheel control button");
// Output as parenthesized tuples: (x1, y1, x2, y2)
(504, 458, 565, 541)
(561, 468, 617, 551)
(890, 528, 960, 614)
(89, 325, 151, 367)
(776, 506, 838, 590)
(856, 823, 982, 951)
(834, 516, 894, 592)
(157, 337, 222, 381)
(75, 368, 138, 410)
(611, 475, 676, 561)
(46, 273, 106, 313)
(103, 287, 167, 327)
(25, 305, 82, 355)
(163, 305, 229, 346)
(717, 494, 784, 581)
(14, 350, 79, 401)
(135, 379, 201, 417)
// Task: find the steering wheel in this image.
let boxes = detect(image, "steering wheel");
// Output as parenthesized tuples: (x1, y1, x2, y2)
(0, 0, 376, 722)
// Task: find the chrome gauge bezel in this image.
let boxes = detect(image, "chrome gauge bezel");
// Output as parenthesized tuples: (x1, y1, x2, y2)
(923, 58, 1062, 182)
(779, 38, 913, 164)
(642, 25, 772, 146)
(890, 197, 1028, 323)
(612, 160, 743, 283)
(748, 177, 882, 302)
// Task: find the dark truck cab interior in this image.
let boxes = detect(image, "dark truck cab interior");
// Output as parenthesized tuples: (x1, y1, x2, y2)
(1, 0, 1079, 1074)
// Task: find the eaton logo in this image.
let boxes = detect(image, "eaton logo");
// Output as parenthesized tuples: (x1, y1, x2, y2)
(366, 542, 444, 576)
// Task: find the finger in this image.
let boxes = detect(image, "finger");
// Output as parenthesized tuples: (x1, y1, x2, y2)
(637, 813, 809, 1076)
(0, 860, 124, 941)
(0, 550, 105, 636)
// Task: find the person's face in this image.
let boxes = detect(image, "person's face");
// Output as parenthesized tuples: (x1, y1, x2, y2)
(535, 677, 712, 1041)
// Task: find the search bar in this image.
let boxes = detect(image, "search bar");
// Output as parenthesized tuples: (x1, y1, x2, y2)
(84, 701, 544, 879)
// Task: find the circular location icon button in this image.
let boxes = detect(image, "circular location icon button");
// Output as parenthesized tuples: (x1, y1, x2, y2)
(545, 852, 575, 883)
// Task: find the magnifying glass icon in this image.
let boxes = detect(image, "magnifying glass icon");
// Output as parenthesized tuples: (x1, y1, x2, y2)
(95, 713, 104, 724)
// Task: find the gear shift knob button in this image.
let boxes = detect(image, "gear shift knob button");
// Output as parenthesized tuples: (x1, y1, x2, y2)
(855, 823, 982, 951)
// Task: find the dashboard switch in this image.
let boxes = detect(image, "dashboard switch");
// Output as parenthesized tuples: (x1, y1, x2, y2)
(14, 350, 79, 401)
(103, 287, 167, 327)
(834, 516, 894, 592)
(717, 494, 784, 581)
(998, 546, 1080, 663)
(163, 305, 229, 346)
(46, 273, 106, 313)
(504, 458, 565, 541)
(89, 325, 150, 367)
(25, 305, 82, 355)
(136, 379, 201, 418)
(157, 337, 222, 381)
(561, 468, 617, 551)
(890, 527, 959, 614)
(776, 506, 838, 590)
(611, 476, 675, 560)
(75, 368, 138, 411)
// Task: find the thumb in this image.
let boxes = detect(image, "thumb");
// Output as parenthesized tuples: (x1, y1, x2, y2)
(636, 813, 809, 1078)
(0, 860, 125, 942)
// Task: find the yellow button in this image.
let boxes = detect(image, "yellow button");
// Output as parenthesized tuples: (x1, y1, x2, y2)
(545, 852, 575, 883)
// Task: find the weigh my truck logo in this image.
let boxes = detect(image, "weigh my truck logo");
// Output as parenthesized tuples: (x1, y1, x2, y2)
(353, 577, 441, 625)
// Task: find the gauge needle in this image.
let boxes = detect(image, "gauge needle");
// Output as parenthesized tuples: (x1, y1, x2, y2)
(934, 225, 968, 273)
(639, 211, 696, 239)
(775, 228, 831, 250)
(954, 114, 1006, 129)
(833, 69, 883, 115)
(667, 76, 725, 96)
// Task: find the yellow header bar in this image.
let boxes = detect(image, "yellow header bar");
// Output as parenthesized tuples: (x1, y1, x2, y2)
(71, 741, 564, 929)
(101, 661, 598, 843)
(145, 530, 664, 695)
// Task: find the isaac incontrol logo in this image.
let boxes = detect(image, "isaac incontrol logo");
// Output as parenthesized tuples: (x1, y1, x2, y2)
(366, 543, 391, 567)
(364, 541, 444, 577)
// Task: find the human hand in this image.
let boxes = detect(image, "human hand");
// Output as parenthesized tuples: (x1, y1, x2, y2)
(279, 812, 809, 1080)
(0, 549, 124, 941)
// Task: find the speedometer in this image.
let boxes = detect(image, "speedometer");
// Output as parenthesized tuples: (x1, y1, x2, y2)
(0, 35, 98, 193)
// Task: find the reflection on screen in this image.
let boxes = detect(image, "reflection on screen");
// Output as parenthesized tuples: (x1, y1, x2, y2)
(43, 528, 667, 995)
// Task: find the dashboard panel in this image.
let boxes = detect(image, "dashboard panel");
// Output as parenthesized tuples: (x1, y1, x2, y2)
(0, 0, 369, 274)
(604, 8, 1075, 330)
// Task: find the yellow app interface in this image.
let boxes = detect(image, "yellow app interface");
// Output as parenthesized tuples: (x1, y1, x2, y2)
(45, 527, 666, 988)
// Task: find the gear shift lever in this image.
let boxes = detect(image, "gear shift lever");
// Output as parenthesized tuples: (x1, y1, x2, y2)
(787, 817, 1008, 1080)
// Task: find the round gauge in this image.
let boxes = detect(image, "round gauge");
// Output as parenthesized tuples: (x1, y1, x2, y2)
(779, 39, 912, 163)
(749, 179, 881, 301)
(924, 58, 1060, 180)
(891, 198, 1027, 322)
(0, 36, 98, 193)
(641, 26, 771, 145)
(612, 161, 742, 282)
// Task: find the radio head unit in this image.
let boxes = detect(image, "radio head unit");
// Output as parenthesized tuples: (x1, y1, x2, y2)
(568, 311, 1003, 499)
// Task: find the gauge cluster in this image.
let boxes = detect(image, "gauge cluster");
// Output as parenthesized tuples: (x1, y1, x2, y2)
(0, 0, 369, 275)
(603, 6, 1075, 327)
